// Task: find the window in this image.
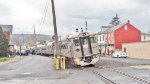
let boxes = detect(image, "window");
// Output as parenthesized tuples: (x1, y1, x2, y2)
(61, 44, 65, 49)
(144, 36, 146, 41)
(125, 25, 128, 30)
(103, 35, 104, 41)
(74, 39, 80, 46)
(80, 38, 88, 45)
(90, 37, 96, 43)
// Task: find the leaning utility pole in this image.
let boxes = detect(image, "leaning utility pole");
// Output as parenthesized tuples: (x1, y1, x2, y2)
(51, 0, 60, 57)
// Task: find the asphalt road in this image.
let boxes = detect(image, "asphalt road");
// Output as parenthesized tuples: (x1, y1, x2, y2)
(0, 55, 52, 80)
(0, 55, 150, 84)
(0, 55, 105, 84)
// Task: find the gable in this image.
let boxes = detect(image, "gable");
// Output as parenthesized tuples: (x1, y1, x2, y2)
(115, 22, 140, 33)
(0, 25, 13, 33)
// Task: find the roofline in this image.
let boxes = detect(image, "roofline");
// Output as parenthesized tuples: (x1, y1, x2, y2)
(127, 22, 141, 32)
(123, 40, 150, 45)
(100, 20, 141, 34)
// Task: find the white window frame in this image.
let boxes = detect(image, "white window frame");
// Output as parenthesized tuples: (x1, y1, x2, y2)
(125, 25, 128, 30)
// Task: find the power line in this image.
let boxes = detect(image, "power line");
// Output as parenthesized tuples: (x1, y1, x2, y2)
(41, 0, 50, 26)
(38, 0, 50, 34)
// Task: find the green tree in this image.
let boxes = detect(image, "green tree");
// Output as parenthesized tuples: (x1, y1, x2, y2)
(109, 14, 121, 26)
(0, 26, 8, 56)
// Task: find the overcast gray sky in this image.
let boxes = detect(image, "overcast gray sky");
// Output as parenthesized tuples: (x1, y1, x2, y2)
(0, 0, 150, 35)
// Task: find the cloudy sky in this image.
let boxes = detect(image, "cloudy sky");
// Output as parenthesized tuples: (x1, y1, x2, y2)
(0, 0, 150, 36)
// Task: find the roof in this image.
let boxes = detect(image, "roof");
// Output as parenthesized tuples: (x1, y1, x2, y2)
(103, 22, 126, 33)
(97, 22, 127, 35)
(123, 40, 150, 45)
(97, 26, 111, 34)
(0, 25, 13, 33)
(141, 33, 150, 36)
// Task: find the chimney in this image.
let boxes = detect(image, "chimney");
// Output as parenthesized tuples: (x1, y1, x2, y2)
(127, 20, 130, 23)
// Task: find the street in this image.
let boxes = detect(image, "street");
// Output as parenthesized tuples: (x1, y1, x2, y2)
(0, 55, 150, 84)
(0, 55, 104, 84)
(0, 0, 150, 84)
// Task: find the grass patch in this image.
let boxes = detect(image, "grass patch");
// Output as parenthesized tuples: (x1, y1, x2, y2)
(0, 56, 13, 62)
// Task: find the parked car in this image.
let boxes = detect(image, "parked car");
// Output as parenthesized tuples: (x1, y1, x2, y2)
(21, 50, 28, 56)
(112, 51, 127, 58)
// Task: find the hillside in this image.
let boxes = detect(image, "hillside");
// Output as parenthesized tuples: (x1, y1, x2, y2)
(10, 34, 52, 46)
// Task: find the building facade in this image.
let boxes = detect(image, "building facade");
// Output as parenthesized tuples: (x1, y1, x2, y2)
(98, 20, 141, 55)
(0, 25, 13, 42)
(123, 41, 150, 59)
(141, 33, 150, 41)
(0, 25, 13, 55)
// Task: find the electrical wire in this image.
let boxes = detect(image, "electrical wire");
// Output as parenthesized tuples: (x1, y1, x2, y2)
(38, 0, 50, 34)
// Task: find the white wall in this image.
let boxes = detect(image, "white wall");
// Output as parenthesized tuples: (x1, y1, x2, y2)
(123, 41, 150, 59)
(141, 34, 150, 41)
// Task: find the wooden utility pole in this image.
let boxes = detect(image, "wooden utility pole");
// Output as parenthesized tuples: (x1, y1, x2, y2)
(51, 0, 59, 56)
(22, 33, 25, 45)
(34, 25, 37, 49)
(22, 32, 25, 50)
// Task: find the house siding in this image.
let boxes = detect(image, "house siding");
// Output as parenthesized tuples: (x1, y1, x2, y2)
(114, 22, 141, 49)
